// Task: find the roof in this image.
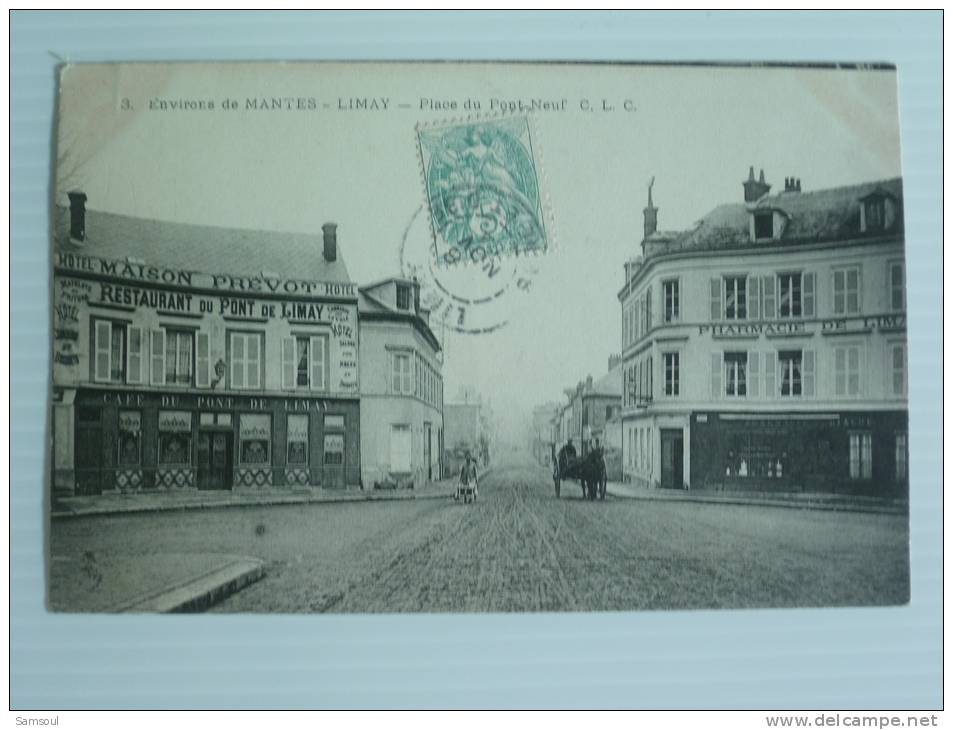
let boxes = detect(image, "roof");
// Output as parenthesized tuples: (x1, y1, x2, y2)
(583, 365, 622, 399)
(358, 279, 441, 353)
(53, 205, 351, 283)
(659, 177, 903, 255)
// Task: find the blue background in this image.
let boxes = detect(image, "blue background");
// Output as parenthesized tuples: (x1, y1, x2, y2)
(10, 11, 942, 709)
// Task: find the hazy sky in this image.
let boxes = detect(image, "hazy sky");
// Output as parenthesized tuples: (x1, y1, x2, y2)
(56, 62, 902, 444)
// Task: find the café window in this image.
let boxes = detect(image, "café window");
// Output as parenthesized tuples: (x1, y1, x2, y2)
(164, 329, 194, 386)
(849, 432, 873, 480)
(724, 352, 747, 397)
(229, 332, 263, 390)
(158, 410, 192, 465)
(723, 276, 747, 320)
(834, 345, 862, 397)
(324, 434, 345, 465)
(93, 319, 134, 384)
(895, 432, 907, 483)
(889, 262, 905, 311)
(779, 350, 802, 397)
(392, 352, 413, 395)
(396, 284, 412, 311)
(117, 411, 141, 466)
(282, 335, 327, 391)
(240, 414, 271, 465)
(287, 414, 309, 466)
(663, 352, 679, 396)
(663, 279, 679, 323)
(832, 267, 861, 316)
(778, 273, 802, 318)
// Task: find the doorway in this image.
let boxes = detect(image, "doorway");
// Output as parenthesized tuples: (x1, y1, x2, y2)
(75, 406, 103, 495)
(197, 431, 233, 490)
(660, 428, 684, 490)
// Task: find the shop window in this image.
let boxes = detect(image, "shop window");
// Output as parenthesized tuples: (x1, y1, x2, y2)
(663, 279, 679, 323)
(664, 352, 679, 396)
(833, 267, 861, 316)
(895, 433, 907, 482)
(724, 352, 747, 397)
(779, 350, 802, 397)
(834, 345, 862, 397)
(849, 432, 873, 480)
(239, 414, 271, 464)
(889, 343, 906, 397)
(92, 319, 128, 384)
(391, 352, 413, 395)
(324, 434, 345, 466)
(164, 329, 194, 386)
(889, 262, 905, 311)
(287, 414, 309, 466)
(158, 410, 192, 465)
(723, 276, 747, 320)
(229, 332, 263, 390)
(117, 411, 141, 466)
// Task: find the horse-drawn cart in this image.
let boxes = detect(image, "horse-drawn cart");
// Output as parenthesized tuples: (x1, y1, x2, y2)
(552, 446, 607, 500)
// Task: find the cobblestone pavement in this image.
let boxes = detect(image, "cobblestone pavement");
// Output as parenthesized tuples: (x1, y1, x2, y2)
(50, 457, 909, 612)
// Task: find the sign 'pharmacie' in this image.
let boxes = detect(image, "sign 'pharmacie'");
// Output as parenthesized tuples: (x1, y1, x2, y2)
(55, 252, 358, 299)
(697, 313, 906, 338)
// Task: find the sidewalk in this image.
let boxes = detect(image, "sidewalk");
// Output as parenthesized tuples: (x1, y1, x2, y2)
(605, 481, 908, 515)
(51, 466, 492, 519)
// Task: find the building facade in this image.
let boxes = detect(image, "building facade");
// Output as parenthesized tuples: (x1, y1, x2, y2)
(444, 389, 489, 476)
(619, 172, 907, 496)
(531, 402, 561, 465)
(566, 361, 623, 456)
(358, 277, 444, 488)
(52, 194, 361, 496)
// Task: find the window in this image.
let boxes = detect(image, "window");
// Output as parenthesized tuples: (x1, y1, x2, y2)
(164, 329, 194, 386)
(287, 414, 309, 465)
(158, 410, 192, 465)
(778, 273, 802, 318)
(834, 345, 862, 397)
(663, 279, 679, 322)
(324, 434, 345, 465)
(390, 424, 411, 472)
(864, 199, 885, 231)
(324, 414, 345, 429)
(605, 405, 614, 420)
(392, 352, 413, 395)
(889, 343, 906, 397)
(396, 284, 412, 311)
(282, 335, 328, 391)
(117, 411, 141, 466)
(296, 338, 310, 387)
(229, 332, 263, 390)
(93, 319, 129, 383)
(664, 352, 679, 396)
(779, 350, 802, 397)
(889, 262, 905, 311)
(895, 433, 907, 483)
(754, 211, 774, 239)
(833, 267, 861, 315)
(724, 352, 747, 397)
(849, 432, 873, 480)
(239, 414, 271, 464)
(724, 276, 747, 320)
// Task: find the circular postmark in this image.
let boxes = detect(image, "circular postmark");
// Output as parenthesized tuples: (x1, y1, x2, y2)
(399, 205, 539, 336)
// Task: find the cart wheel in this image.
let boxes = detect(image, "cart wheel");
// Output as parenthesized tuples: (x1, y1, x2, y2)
(554, 478, 560, 498)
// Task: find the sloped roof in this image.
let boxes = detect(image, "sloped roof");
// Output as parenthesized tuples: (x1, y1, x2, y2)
(660, 177, 903, 254)
(357, 279, 441, 353)
(53, 205, 351, 283)
(585, 365, 622, 399)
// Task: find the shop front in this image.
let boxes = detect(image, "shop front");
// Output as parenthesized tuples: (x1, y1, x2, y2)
(69, 387, 360, 494)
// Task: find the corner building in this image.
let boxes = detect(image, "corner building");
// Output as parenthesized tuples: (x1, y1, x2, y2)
(619, 172, 908, 496)
(52, 193, 361, 496)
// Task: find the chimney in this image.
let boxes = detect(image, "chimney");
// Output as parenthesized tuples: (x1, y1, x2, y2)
(586, 374, 593, 390)
(608, 354, 621, 371)
(68, 191, 87, 242)
(743, 166, 772, 202)
(784, 177, 801, 193)
(322, 222, 337, 262)
(643, 176, 658, 239)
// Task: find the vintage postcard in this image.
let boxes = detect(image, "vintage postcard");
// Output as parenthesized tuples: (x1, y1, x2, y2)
(49, 62, 908, 613)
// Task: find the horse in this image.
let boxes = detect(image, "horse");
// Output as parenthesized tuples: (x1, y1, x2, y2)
(553, 445, 607, 500)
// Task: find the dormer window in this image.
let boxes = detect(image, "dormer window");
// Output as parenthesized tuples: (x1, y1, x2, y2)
(754, 212, 774, 240)
(864, 198, 885, 231)
(859, 190, 898, 233)
(396, 283, 411, 311)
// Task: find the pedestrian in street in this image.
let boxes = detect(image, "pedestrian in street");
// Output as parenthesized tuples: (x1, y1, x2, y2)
(456, 452, 472, 501)
(467, 454, 479, 500)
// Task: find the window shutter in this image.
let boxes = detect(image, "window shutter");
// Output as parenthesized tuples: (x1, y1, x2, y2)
(802, 349, 815, 397)
(748, 352, 760, 398)
(645, 286, 652, 330)
(749, 277, 761, 321)
(126, 325, 143, 384)
(764, 351, 777, 398)
(803, 272, 816, 317)
(710, 352, 722, 399)
(230, 335, 243, 389)
(762, 275, 776, 319)
(247, 334, 261, 389)
(195, 331, 210, 388)
(94, 321, 112, 382)
(310, 336, 325, 391)
(150, 329, 166, 386)
(281, 337, 295, 390)
(709, 278, 721, 321)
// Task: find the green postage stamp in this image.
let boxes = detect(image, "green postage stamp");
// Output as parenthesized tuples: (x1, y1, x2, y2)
(417, 116, 550, 267)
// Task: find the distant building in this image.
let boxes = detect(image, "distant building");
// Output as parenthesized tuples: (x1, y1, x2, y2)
(566, 358, 623, 456)
(444, 389, 488, 475)
(358, 277, 444, 488)
(619, 170, 907, 494)
(531, 402, 561, 464)
(52, 193, 361, 496)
